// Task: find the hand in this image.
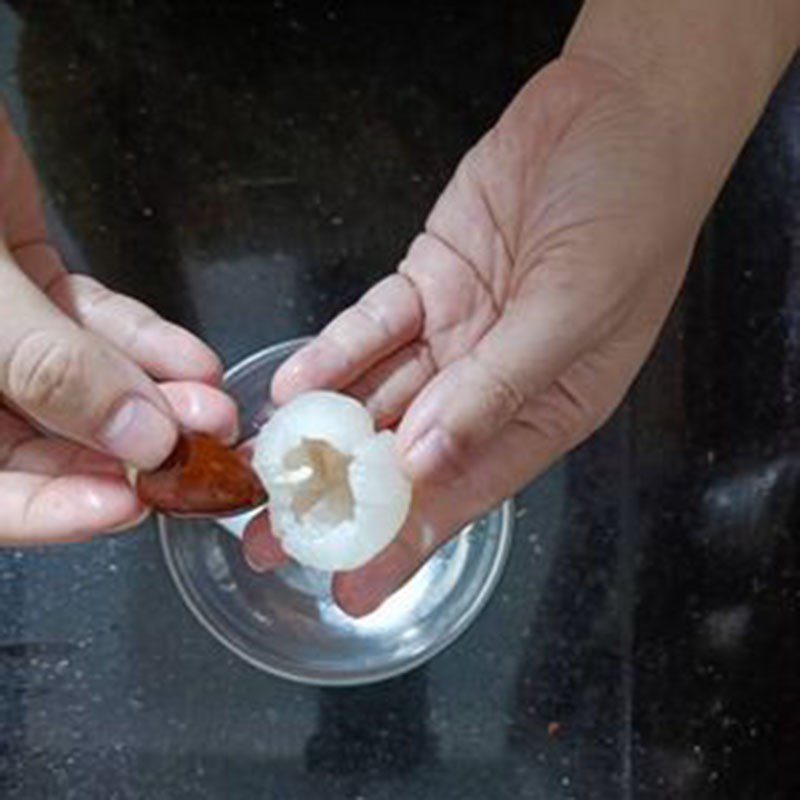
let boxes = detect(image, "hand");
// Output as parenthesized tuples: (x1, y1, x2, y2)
(0, 109, 237, 544)
(244, 0, 797, 614)
(242, 55, 700, 611)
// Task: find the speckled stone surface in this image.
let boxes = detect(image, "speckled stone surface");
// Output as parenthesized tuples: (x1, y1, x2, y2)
(0, 2, 797, 798)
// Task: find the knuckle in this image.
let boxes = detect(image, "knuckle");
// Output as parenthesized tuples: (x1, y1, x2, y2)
(524, 390, 593, 451)
(413, 341, 438, 375)
(114, 306, 158, 357)
(7, 332, 86, 413)
(560, 384, 602, 437)
(49, 274, 107, 315)
(487, 371, 523, 420)
(354, 295, 392, 340)
(70, 273, 108, 302)
(317, 327, 358, 373)
(75, 276, 132, 321)
(468, 353, 524, 424)
(72, 275, 156, 331)
(364, 272, 424, 342)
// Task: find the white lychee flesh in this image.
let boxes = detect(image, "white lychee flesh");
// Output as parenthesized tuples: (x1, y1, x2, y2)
(252, 391, 412, 571)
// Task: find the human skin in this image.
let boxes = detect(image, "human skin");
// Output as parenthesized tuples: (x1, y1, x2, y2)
(0, 108, 238, 543)
(244, 0, 799, 615)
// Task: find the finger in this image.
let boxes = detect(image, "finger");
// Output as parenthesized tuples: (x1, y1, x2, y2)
(1, 393, 120, 477)
(159, 381, 239, 444)
(0, 244, 178, 470)
(334, 345, 642, 616)
(15, 246, 222, 385)
(0, 407, 121, 477)
(0, 383, 238, 476)
(242, 513, 289, 572)
(0, 405, 37, 458)
(345, 341, 437, 428)
(396, 273, 616, 481)
(0, 408, 138, 530)
(271, 274, 423, 404)
(1, 132, 222, 388)
(398, 231, 504, 365)
(332, 485, 456, 617)
(0, 472, 144, 544)
(331, 424, 528, 618)
(5, 437, 125, 477)
(333, 525, 431, 617)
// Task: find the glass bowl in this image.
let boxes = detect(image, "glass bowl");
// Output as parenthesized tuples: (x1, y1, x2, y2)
(159, 338, 514, 686)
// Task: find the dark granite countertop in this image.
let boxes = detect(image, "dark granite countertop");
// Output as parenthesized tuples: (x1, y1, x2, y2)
(0, 2, 798, 798)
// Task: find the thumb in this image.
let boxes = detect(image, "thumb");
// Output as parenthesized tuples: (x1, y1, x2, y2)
(397, 277, 605, 481)
(0, 247, 177, 469)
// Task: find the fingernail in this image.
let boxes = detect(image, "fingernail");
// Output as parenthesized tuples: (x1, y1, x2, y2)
(99, 396, 177, 470)
(403, 427, 456, 482)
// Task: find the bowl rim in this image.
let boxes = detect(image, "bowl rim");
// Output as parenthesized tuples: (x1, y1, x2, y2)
(159, 339, 515, 686)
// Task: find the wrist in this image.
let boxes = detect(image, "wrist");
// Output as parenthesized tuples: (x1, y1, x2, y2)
(564, 0, 798, 200)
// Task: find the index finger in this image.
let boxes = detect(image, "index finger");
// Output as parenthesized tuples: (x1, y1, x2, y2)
(271, 274, 423, 404)
(19, 246, 223, 386)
